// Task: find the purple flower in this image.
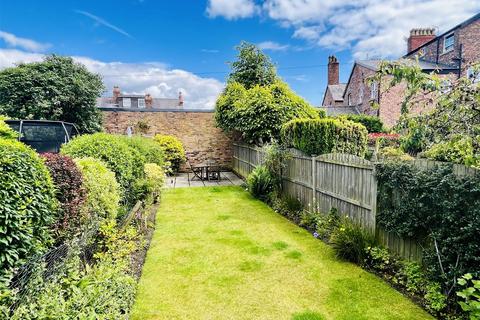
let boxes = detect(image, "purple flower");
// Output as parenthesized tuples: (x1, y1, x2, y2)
(313, 232, 319, 238)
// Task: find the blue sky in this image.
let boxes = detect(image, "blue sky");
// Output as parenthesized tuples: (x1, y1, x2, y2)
(0, 0, 479, 108)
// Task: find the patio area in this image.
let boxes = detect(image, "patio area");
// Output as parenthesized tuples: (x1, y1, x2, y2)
(166, 171, 244, 188)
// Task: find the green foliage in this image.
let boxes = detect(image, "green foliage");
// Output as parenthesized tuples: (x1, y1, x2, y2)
(342, 114, 384, 133)
(314, 208, 341, 241)
(398, 117, 429, 155)
(247, 165, 274, 201)
(457, 273, 480, 319)
(119, 135, 165, 167)
(0, 115, 18, 140)
(329, 217, 376, 264)
(378, 146, 414, 161)
(215, 79, 319, 144)
(0, 55, 104, 133)
(364, 246, 396, 273)
(424, 282, 447, 313)
(281, 118, 368, 156)
(425, 136, 480, 168)
(61, 133, 144, 201)
(270, 192, 303, 222)
(75, 157, 120, 221)
(376, 162, 480, 292)
(0, 139, 57, 281)
(153, 134, 185, 173)
(228, 42, 277, 89)
(144, 163, 165, 202)
(262, 141, 291, 191)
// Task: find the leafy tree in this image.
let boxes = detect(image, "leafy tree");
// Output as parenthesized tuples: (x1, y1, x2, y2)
(228, 42, 277, 89)
(0, 55, 104, 133)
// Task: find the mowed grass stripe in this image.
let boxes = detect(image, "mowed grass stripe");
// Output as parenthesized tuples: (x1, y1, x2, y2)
(131, 186, 432, 320)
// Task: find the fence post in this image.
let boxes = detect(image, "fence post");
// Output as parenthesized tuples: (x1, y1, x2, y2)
(311, 155, 316, 210)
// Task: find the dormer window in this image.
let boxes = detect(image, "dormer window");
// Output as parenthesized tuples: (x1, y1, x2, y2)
(138, 98, 146, 108)
(443, 33, 454, 53)
(122, 98, 131, 108)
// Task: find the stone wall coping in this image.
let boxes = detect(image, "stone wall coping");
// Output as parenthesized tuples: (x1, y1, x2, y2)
(98, 107, 214, 113)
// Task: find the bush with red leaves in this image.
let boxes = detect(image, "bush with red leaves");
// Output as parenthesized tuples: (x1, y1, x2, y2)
(41, 153, 86, 239)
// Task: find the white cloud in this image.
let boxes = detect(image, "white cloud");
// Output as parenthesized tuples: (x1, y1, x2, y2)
(206, 0, 259, 20)
(0, 31, 51, 52)
(0, 49, 224, 109)
(76, 10, 133, 39)
(201, 49, 220, 53)
(209, 0, 480, 59)
(257, 41, 289, 51)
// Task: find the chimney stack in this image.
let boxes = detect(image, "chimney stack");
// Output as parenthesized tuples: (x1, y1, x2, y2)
(112, 85, 121, 102)
(145, 93, 153, 108)
(178, 91, 184, 107)
(407, 28, 436, 53)
(327, 55, 339, 85)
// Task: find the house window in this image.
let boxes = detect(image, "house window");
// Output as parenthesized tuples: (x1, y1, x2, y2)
(138, 98, 146, 108)
(370, 81, 378, 100)
(347, 93, 352, 106)
(443, 33, 455, 53)
(359, 86, 364, 104)
(467, 67, 480, 83)
(122, 98, 131, 108)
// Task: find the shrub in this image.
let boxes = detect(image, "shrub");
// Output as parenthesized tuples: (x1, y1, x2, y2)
(364, 246, 396, 273)
(315, 208, 341, 241)
(398, 117, 429, 155)
(215, 80, 319, 144)
(0, 139, 57, 280)
(329, 217, 376, 264)
(133, 163, 165, 203)
(247, 165, 274, 201)
(118, 136, 164, 167)
(457, 273, 480, 319)
(342, 114, 384, 133)
(61, 133, 145, 200)
(281, 118, 368, 156)
(270, 192, 303, 222)
(153, 134, 185, 173)
(41, 153, 86, 239)
(424, 136, 479, 168)
(378, 147, 414, 161)
(75, 158, 120, 222)
(262, 142, 291, 191)
(0, 115, 18, 140)
(367, 133, 400, 147)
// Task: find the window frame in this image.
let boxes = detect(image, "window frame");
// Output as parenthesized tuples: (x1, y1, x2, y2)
(370, 81, 378, 100)
(443, 32, 455, 53)
(122, 98, 131, 108)
(138, 98, 146, 108)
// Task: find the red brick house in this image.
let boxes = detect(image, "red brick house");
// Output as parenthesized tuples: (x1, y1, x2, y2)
(321, 12, 480, 127)
(97, 86, 184, 109)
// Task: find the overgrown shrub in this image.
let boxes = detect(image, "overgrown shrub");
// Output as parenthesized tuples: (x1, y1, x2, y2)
(0, 139, 57, 281)
(41, 153, 86, 239)
(215, 80, 319, 144)
(378, 147, 414, 161)
(247, 165, 274, 201)
(315, 208, 341, 241)
(119, 136, 165, 167)
(61, 133, 144, 201)
(376, 162, 480, 293)
(133, 163, 165, 203)
(329, 217, 376, 264)
(425, 136, 479, 168)
(0, 115, 18, 140)
(342, 114, 384, 133)
(398, 117, 429, 155)
(75, 158, 120, 222)
(270, 192, 303, 222)
(281, 118, 368, 156)
(262, 142, 291, 191)
(153, 134, 185, 173)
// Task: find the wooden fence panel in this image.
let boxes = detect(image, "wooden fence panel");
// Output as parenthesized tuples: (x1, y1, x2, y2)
(232, 143, 478, 262)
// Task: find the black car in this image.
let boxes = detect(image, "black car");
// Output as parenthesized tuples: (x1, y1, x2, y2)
(5, 120, 80, 153)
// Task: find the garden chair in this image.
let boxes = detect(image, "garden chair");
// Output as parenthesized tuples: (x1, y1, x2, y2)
(188, 160, 204, 181)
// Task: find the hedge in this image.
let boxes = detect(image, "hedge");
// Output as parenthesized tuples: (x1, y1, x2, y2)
(41, 153, 86, 239)
(281, 118, 368, 156)
(61, 133, 145, 201)
(0, 139, 57, 280)
(75, 157, 120, 222)
(0, 115, 18, 140)
(341, 114, 384, 133)
(118, 136, 165, 167)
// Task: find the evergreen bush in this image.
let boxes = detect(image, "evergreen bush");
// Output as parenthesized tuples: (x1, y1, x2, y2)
(153, 134, 185, 173)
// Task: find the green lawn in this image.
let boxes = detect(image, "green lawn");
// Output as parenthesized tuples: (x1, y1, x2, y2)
(131, 186, 432, 320)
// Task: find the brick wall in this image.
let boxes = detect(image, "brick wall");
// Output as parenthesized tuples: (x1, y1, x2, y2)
(344, 64, 377, 115)
(100, 108, 233, 170)
(322, 89, 344, 107)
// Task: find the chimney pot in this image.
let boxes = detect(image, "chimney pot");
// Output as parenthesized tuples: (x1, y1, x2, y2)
(178, 91, 184, 107)
(327, 55, 340, 85)
(407, 28, 436, 53)
(145, 93, 153, 108)
(112, 85, 121, 103)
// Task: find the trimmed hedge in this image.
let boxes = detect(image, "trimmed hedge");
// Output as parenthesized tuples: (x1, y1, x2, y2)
(341, 114, 384, 133)
(75, 157, 120, 221)
(281, 118, 368, 156)
(61, 133, 145, 201)
(0, 139, 57, 279)
(118, 136, 165, 167)
(41, 153, 86, 239)
(153, 134, 185, 173)
(0, 116, 18, 140)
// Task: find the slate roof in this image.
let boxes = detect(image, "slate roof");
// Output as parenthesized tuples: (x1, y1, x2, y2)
(317, 106, 360, 116)
(327, 84, 346, 101)
(96, 97, 180, 109)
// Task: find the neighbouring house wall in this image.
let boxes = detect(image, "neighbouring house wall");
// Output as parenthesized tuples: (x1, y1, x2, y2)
(322, 89, 343, 107)
(344, 64, 377, 115)
(100, 108, 233, 169)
